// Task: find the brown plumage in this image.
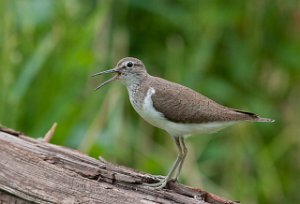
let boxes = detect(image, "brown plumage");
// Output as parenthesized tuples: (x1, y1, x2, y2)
(134, 76, 271, 124)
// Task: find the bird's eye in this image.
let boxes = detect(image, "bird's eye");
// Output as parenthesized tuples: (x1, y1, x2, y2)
(126, 61, 133, 68)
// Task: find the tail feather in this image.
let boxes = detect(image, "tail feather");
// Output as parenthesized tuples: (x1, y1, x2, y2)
(233, 109, 275, 123)
(254, 117, 275, 123)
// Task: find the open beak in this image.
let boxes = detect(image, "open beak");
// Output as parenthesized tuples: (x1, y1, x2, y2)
(92, 68, 119, 90)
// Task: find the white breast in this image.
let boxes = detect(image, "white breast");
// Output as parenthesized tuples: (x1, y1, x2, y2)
(129, 87, 236, 137)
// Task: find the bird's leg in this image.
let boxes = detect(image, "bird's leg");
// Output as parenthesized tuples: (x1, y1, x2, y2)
(172, 136, 187, 181)
(144, 136, 184, 189)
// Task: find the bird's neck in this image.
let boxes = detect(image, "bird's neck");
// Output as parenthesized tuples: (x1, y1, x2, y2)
(122, 74, 149, 90)
(125, 74, 150, 108)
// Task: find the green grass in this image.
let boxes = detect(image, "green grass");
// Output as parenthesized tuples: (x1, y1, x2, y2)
(1, 0, 299, 203)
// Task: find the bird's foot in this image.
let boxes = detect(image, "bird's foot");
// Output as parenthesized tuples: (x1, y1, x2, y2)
(143, 175, 175, 189)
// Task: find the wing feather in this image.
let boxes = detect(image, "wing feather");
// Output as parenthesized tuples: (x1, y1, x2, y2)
(149, 77, 258, 123)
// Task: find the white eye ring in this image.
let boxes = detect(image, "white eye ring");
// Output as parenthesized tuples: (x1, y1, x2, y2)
(126, 61, 133, 68)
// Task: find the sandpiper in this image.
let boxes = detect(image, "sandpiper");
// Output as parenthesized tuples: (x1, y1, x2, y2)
(93, 57, 274, 188)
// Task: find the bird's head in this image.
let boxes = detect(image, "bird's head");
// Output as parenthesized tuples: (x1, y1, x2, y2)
(93, 57, 148, 90)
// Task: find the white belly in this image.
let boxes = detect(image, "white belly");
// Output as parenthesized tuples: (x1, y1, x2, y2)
(129, 87, 235, 137)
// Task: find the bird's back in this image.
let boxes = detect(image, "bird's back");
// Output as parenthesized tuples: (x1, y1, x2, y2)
(146, 76, 264, 124)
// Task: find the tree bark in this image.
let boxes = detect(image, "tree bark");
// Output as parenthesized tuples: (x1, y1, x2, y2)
(0, 127, 239, 204)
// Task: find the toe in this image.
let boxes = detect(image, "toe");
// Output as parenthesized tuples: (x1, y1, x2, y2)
(144, 180, 167, 189)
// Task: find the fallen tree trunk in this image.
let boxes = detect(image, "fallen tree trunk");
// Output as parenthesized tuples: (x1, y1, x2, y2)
(0, 127, 238, 204)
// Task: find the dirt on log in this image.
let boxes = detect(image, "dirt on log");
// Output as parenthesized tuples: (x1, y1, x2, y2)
(0, 127, 239, 204)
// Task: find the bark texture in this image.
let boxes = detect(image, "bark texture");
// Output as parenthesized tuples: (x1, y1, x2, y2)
(0, 127, 239, 204)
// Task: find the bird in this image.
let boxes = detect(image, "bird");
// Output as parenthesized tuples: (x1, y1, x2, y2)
(92, 57, 274, 189)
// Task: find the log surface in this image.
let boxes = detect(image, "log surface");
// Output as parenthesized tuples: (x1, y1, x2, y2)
(0, 127, 238, 204)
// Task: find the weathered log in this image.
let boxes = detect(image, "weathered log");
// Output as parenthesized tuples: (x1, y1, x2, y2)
(0, 127, 238, 204)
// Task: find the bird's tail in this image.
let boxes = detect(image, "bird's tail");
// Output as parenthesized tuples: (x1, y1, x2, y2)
(233, 109, 275, 123)
(254, 117, 275, 123)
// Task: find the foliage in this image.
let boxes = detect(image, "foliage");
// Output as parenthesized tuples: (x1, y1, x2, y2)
(1, 0, 299, 203)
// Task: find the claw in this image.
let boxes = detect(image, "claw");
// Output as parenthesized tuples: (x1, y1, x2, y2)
(145, 179, 168, 189)
(143, 175, 175, 189)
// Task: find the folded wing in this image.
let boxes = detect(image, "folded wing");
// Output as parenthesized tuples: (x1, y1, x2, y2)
(150, 77, 261, 124)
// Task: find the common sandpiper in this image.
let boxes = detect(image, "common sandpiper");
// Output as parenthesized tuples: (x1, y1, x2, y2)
(93, 57, 274, 189)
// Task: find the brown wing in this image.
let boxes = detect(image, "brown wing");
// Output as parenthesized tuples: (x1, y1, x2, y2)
(149, 77, 259, 124)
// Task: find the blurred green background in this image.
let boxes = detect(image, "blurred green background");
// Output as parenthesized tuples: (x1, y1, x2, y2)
(1, 0, 299, 203)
